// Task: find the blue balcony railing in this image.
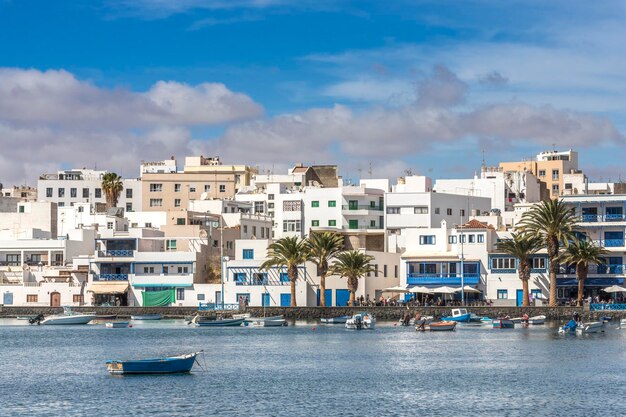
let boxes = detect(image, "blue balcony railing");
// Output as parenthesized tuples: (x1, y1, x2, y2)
(580, 214, 626, 222)
(198, 303, 240, 311)
(103, 250, 134, 257)
(407, 274, 480, 286)
(559, 264, 626, 274)
(94, 274, 129, 281)
(590, 303, 626, 311)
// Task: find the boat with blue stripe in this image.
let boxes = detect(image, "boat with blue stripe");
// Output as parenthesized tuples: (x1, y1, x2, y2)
(441, 308, 472, 323)
(106, 352, 201, 375)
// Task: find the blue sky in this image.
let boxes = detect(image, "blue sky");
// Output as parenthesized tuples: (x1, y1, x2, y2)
(1, 0, 625, 185)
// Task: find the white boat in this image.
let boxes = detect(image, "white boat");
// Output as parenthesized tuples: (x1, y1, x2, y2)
(620, 318, 626, 328)
(321, 316, 350, 324)
(247, 317, 287, 327)
(131, 314, 162, 321)
(345, 312, 375, 330)
(40, 307, 97, 325)
(417, 321, 457, 332)
(401, 316, 434, 326)
(105, 322, 129, 328)
(528, 315, 546, 325)
(575, 321, 605, 335)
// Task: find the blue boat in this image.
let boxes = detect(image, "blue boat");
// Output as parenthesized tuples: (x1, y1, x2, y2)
(131, 314, 162, 321)
(106, 352, 201, 374)
(441, 308, 472, 323)
(492, 318, 515, 329)
(194, 317, 245, 327)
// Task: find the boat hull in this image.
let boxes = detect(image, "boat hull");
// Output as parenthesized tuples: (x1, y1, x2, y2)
(106, 322, 129, 328)
(321, 316, 350, 324)
(41, 314, 97, 325)
(492, 319, 515, 329)
(528, 315, 546, 325)
(576, 322, 604, 334)
(131, 314, 162, 321)
(249, 318, 287, 327)
(345, 313, 375, 330)
(106, 352, 199, 375)
(441, 313, 471, 323)
(195, 318, 245, 327)
(422, 321, 456, 331)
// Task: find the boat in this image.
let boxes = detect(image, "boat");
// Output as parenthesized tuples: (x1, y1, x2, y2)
(469, 313, 491, 323)
(17, 315, 37, 320)
(106, 322, 129, 328)
(106, 352, 201, 375)
(321, 316, 351, 324)
(510, 317, 523, 324)
(492, 318, 515, 329)
(559, 320, 578, 334)
(246, 317, 287, 327)
(528, 315, 546, 325)
(190, 314, 245, 327)
(575, 321, 604, 335)
(131, 314, 162, 321)
(34, 307, 97, 325)
(345, 312, 375, 330)
(621, 318, 626, 327)
(417, 321, 457, 332)
(441, 308, 471, 323)
(96, 315, 117, 320)
(401, 316, 434, 326)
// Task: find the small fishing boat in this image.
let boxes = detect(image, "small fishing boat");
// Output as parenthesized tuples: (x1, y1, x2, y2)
(35, 307, 97, 325)
(131, 314, 162, 321)
(106, 322, 129, 328)
(247, 317, 287, 327)
(469, 313, 491, 323)
(528, 315, 546, 325)
(106, 352, 201, 375)
(17, 315, 37, 321)
(559, 320, 578, 334)
(190, 314, 245, 327)
(321, 316, 350, 324)
(417, 321, 456, 332)
(345, 312, 375, 330)
(575, 321, 604, 335)
(401, 316, 434, 326)
(441, 308, 471, 323)
(492, 318, 515, 329)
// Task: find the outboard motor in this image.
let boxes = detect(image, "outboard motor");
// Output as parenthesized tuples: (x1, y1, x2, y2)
(28, 314, 45, 325)
(355, 315, 363, 330)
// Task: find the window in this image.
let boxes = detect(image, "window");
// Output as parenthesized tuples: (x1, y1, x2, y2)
(383, 265, 388, 278)
(143, 266, 155, 273)
(149, 183, 162, 192)
(538, 170, 546, 177)
(124, 188, 132, 198)
(219, 184, 226, 193)
(176, 288, 185, 301)
(268, 194, 274, 200)
(95, 188, 102, 198)
(197, 293, 205, 301)
(149, 199, 162, 207)
(46, 188, 53, 197)
(348, 200, 359, 210)
(189, 184, 196, 193)
(107, 222, 113, 230)
(477, 234, 484, 243)
(435, 208, 440, 214)
(328, 200, 336, 207)
(163, 266, 169, 274)
(243, 249, 254, 259)
(328, 220, 336, 227)
(387, 207, 400, 214)
(460, 235, 466, 243)
(349, 219, 359, 229)
(18, 205, 24, 213)
(311, 201, 319, 208)
(468, 234, 475, 243)
(564, 183, 572, 190)
(419, 235, 436, 245)
(78, 206, 84, 213)
(58, 188, 65, 198)
(243, 225, 248, 234)
(374, 264, 378, 277)
(532, 257, 546, 270)
(280, 272, 289, 282)
(370, 220, 376, 227)
(73, 294, 83, 303)
(70, 188, 77, 198)
(177, 266, 189, 274)
(83, 188, 89, 198)
(448, 236, 457, 244)
(552, 169, 559, 180)
(283, 200, 302, 211)
(446, 208, 452, 215)
(176, 218, 186, 225)
(497, 289, 508, 299)
(312, 220, 319, 227)
(394, 265, 398, 278)
(166, 240, 177, 250)
(58, 202, 64, 207)
(552, 184, 559, 195)
(174, 184, 181, 192)
(27, 294, 38, 303)
(414, 207, 428, 214)
(268, 203, 274, 209)
(126, 203, 132, 212)
(252, 226, 257, 236)
(174, 199, 181, 207)
(283, 220, 301, 232)
(234, 272, 247, 284)
(145, 222, 152, 228)
(491, 257, 516, 270)
(460, 209, 465, 217)
(204, 184, 211, 192)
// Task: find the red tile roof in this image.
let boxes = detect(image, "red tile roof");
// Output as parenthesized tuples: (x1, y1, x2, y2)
(458, 219, 494, 230)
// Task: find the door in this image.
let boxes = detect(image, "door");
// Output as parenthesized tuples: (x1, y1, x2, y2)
(3, 292, 13, 305)
(516, 289, 524, 307)
(348, 219, 359, 230)
(280, 293, 291, 307)
(336, 289, 350, 306)
(215, 291, 222, 307)
(262, 293, 271, 307)
(50, 292, 61, 307)
(317, 289, 333, 306)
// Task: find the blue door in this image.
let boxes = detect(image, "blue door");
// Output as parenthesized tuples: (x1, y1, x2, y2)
(516, 289, 524, 307)
(262, 293, 270, 307)
(336, 289, 350, 307)
(3, 292, 13, 305)
(317, 289, 333, 306)
(280, 293, 291, 306)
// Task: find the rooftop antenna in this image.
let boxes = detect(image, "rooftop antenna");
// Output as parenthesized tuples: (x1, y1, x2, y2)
(481, 148, 486, 168)
(368, 162, 373, 178)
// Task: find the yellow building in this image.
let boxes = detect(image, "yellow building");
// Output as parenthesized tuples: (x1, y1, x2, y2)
(499, 150, 578, 198)
(141, 156, 256, 212)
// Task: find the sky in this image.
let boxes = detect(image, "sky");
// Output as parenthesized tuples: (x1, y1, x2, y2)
(1, 0, 626, 185)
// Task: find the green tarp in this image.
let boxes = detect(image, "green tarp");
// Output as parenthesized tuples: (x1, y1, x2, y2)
(142, 289, 175, 306)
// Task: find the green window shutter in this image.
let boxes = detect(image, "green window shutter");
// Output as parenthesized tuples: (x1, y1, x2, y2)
(312, 201, 319, 208)
(328, 220, 336, 226)
(312, 220, 319, 227)
(328, 200, 336, 207)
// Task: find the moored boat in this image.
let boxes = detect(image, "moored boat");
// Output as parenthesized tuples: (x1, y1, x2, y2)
(528, 315, 546, 325)
(247, 317, 287, 327)
(559, 320, 578, 334)
(106, 321, 129, 328)
(131, 314, 162, 321)
(106, 352, 201, 375)
(35, 307, 97, 325)
(191, 315, 245, 327)
(321, 316, 350, 324)
(418, 321, 456, 332)
(575, 321, 604, 335)
(345, 312, 375, 330)
(441, 308, 471, 323)
(620, 318, 626, 328)
(17, 315, 37, 321)
(492, 318, 515, 329)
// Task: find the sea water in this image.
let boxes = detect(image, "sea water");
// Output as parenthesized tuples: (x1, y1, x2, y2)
(0, 319, 624, 416)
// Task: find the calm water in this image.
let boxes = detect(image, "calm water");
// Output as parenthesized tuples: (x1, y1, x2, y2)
(0, 318, 624, 417)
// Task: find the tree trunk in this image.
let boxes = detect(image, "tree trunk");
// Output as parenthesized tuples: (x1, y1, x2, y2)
(519, 260, 530, 307)
(547, 235, 559, 307)
(319, 273, 326, 307)
(289, 264, 298, 307)
(348, 276, 358, 306)
(576, 264, 587, 307)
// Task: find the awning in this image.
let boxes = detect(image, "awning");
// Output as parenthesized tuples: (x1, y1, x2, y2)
(132, 283, 193, 288)
(88, 282, 129, 294)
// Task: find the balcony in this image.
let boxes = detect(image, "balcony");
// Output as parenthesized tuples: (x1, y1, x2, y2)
(93, 274, 129, 281)
(98, 250, 134, 257)
(579, 214, 626, 223)
(407, 274, 480, 286)
(591, 239, 625, 248)
(559, 264, 626, 275)
(131, 274, 193, 287)
(342, 204, 384, 212)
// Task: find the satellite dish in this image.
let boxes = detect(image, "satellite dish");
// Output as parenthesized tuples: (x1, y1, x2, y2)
(200, 192, 208, 200)
(199, 230, 208, 239)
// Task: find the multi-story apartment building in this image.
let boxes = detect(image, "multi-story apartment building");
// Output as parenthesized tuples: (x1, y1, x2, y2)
(141, 156, 255, 212)
(37, 169, 142, 212)
(499, 149, 579, 198)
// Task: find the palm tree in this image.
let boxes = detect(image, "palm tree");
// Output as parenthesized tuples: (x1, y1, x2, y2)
(329, 251, 377, 306)
(260, 236, 309, 307)
(496, 232, 543, 307)
(101, 172, 124, 209)
(561, 239, 609, 306)
(305, 232, 344, 306)
(517, 199, 578, 306)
